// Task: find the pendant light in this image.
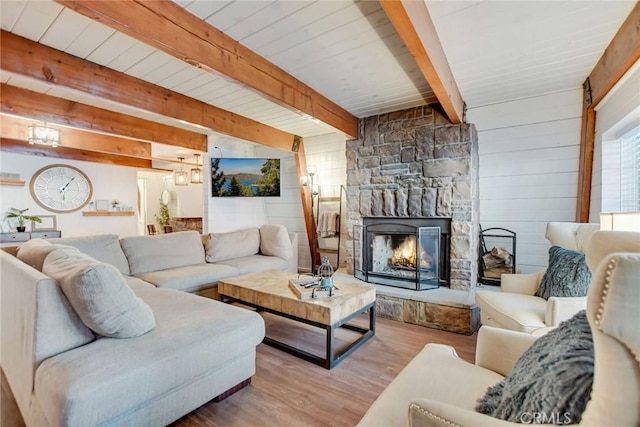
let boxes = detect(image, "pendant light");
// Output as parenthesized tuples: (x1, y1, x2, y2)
(28, 122, 61, 147)
(175, 157, 188, 186)
(190, 153, 203, 184)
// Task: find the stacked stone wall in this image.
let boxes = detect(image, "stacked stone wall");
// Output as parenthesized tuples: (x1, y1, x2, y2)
(346, 106, 479, 290)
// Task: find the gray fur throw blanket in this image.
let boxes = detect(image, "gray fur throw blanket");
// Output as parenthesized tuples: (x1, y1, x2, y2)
(476, 311, 594, 424)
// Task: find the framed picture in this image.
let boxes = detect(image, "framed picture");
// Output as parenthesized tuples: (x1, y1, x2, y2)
(95, 199, 110, 211)
(210, 158, 280, 197)
(32, 215, 57, 231)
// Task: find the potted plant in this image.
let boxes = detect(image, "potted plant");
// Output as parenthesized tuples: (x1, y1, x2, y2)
(154, 202, 170, 232)
(5, 208, 42, 232)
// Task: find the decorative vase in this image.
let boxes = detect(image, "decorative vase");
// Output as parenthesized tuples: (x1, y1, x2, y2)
(17, 226, 26, 232)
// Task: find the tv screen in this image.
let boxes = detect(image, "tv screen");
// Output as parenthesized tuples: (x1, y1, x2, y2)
(211, 158, 280, 197)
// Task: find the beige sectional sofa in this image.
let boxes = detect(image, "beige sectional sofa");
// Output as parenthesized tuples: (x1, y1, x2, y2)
(1, 225, 297, 426)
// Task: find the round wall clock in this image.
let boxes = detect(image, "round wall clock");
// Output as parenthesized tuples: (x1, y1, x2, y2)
(30, 164, 93, 213)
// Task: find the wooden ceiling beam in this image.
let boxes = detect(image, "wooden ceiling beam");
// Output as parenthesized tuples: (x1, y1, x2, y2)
(54, 0, 359, 139)
(380, 0, 465, 124)
(0, 30, 298, 152)
(0, 138, 152, 169)
(1, 84, 206, 150)
(576, 2, 640, 222)
(587, 2, 640, 109)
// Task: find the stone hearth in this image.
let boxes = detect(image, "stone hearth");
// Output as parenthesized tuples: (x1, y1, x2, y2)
(334, 269, 480, 335)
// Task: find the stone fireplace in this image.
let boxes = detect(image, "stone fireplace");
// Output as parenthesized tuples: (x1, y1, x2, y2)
(346, 106, 480, 291)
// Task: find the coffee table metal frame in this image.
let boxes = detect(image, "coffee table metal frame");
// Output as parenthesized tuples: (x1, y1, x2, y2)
(219, 295, 376, 370)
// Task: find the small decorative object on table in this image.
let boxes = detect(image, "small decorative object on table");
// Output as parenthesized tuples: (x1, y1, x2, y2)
(289, 257, 341, 299)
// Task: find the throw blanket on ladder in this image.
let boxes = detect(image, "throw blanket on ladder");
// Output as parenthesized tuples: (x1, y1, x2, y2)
(317, 211, 340, 238)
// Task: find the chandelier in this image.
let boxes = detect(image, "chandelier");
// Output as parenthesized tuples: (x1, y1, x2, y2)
(28, 123, 60, 147)
(175, 157, 188, 186)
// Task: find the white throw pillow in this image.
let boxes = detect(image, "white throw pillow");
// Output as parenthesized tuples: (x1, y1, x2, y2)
(205, 227, 260, 263)
(43, 247, 156, 338)
(259, 224, 293, 261)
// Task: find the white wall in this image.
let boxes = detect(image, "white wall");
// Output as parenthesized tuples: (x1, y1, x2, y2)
(202, 132, 348, 272)
(0, 152, 138, 238)
(591, 61, 640, 221)
(468, 89, 583, 273)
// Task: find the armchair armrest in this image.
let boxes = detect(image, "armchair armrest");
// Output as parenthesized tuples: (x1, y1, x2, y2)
(500, 271, 544, 295)
(544, 296, 587, 327)
(409, 399, 554, 427)
(475, 326, 538, 376)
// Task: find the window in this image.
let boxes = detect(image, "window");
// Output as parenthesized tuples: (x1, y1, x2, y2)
(619, 125, 640, 211)
(602, 122, 640, 213)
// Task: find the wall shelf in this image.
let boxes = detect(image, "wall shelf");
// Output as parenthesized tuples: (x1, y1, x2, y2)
(82, 211, 134, 216)
(0, 179, 25, 186)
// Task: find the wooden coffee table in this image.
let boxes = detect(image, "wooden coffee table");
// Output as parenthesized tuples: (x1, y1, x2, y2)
(218, 270, 376, 369)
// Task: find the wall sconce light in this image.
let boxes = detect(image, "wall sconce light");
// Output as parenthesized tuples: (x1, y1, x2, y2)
(28, 123, 60, 147)
(301, 165, 319, 199)
(175, 157, 188, 186)
(190, 153, 203, 184)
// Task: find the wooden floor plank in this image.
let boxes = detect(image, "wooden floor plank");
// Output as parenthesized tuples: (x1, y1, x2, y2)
(1, 316, 476, 427)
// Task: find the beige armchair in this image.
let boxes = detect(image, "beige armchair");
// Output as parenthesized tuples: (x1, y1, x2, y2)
(357, 230, 640, 426)
(475, 222, 600, 334)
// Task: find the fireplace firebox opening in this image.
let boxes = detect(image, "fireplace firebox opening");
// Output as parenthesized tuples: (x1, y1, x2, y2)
(354, 217, 451, 291)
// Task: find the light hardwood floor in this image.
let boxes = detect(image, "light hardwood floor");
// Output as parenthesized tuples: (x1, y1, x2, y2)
(1, 315, 477, 427)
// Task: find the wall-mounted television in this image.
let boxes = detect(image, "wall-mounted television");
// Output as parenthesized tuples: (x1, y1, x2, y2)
(211, 158, 280, 197)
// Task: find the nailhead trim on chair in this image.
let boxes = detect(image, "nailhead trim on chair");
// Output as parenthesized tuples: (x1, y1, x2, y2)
(594, 255, 640, 365)
(408, 403, 461, 427)
(594, 257, 616, 327)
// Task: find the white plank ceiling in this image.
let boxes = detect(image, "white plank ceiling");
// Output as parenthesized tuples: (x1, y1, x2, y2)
(0, 0, 636, 150)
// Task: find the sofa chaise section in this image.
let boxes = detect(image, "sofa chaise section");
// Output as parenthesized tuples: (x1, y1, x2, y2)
(35, 285, 265, 427)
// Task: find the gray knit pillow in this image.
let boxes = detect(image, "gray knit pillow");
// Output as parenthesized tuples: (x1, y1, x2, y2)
(476, 311, 594, 424)
(535, 246, 592, 300)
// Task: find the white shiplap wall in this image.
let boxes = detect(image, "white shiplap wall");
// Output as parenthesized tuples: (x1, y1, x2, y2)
(468, 89, 583, 273)
(591, 61, 640, 221)
(256, 133, 348, 272)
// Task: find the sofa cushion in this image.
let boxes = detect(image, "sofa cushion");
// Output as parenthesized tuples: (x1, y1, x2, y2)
(218, 254, 288, 275)
(259, 224, 292, 260)
(536, 246, 592, 300)
(135, 263, 240, 293)
(17, 239, 58, 271)
(475, 290, 546, 333)
(34, 287, 265, 427)
(120, 231, 205, 275)
(476, 311, 593, 424)
(205, 227, 260, 263)
(43, 248, 156, 338)
(49, 234, 131, 276)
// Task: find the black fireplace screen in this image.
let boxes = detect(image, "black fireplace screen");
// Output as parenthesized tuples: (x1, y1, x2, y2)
(354, 219, 448, 291)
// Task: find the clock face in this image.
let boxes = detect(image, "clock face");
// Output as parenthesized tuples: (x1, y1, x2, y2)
(30, 164, 93, 213)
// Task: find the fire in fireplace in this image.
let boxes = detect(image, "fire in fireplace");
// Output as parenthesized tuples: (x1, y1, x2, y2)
(354, 217, 451, 291)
